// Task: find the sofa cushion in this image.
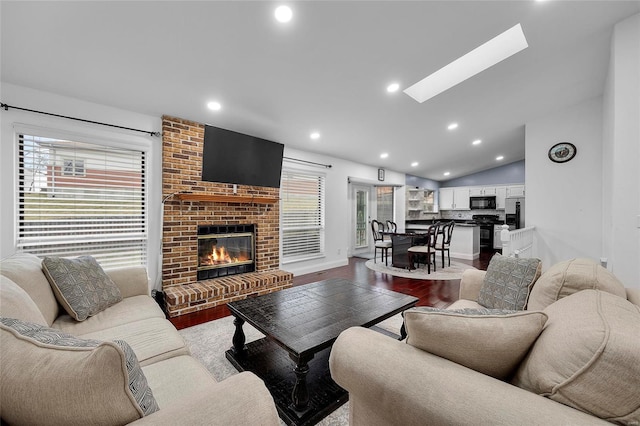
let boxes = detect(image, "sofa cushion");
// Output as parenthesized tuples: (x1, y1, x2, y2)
(477, 254, 542, 310)
(42, 256, 123, 321)
(142, 355, 217, 408)
(404, 307, 548, 380)
(0, 252, 59, 325)
(0, 275, 48, 325)
(79, 317, 190, 366)
(527, 258, 627, 311)
(52, 294, 166, 335)
(0, 317, 159, 425)
(513, 290, 640, 423)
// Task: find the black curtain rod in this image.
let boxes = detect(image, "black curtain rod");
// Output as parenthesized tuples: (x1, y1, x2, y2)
(0, 102, 161, 137)
(283, 156, 332, 168)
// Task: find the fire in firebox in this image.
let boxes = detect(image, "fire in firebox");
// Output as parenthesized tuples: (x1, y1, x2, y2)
(200, 245, 249, 266)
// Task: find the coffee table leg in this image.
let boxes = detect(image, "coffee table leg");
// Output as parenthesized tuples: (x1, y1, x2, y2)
(231, 315, 247, 356)
(289, 353, 313, 411)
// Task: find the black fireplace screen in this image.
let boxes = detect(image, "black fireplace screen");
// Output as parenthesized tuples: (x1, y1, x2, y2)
(197, 224, 255, 280)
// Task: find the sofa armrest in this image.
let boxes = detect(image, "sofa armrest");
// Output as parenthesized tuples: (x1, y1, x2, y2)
(458, 269, 486, 301)
(627, 287, 640, 307)
(130, 372, 280, 426)
(106, 266, 150, 298)
(330, 327, 609, 426)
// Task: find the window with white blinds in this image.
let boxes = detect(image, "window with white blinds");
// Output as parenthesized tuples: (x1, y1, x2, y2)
(280, 169, 325, 263)
(18, 134, 147, 269)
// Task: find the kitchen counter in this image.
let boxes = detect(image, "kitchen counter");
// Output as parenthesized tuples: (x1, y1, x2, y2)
(399, 223, 480, 264)
(448, 225, 480, 260)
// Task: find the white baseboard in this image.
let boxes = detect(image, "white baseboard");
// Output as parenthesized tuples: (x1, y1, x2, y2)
(283, 258, 349, 277)
(450, 251, 480, 260)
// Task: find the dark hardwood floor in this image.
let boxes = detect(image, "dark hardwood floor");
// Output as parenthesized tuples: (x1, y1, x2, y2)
(170, 251, 496, 330)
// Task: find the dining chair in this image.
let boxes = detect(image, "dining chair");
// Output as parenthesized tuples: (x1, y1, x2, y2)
(371, 219, 392, 265)
(435, 221, 455, 267)
(386, 220, 397, 233)
(407, 223, 438, 273)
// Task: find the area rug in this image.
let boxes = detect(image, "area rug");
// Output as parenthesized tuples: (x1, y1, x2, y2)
(179, 313, 405, 426)
(365, 258, 476, 280)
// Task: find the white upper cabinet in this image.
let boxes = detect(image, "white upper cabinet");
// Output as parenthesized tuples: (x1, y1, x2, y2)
(439, 187, 470, 210)
(496, 186, 507, 209)
(469, 186, 497, 196)
(454, 187, 470, 210)
(441, 184, 522, 210)
(469, 187, 483, 197)
(439, 188, 455, 210)
(507, 185, 525, 197)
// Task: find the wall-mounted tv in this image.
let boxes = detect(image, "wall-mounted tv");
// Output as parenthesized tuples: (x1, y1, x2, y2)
(201, 125, 284, 188)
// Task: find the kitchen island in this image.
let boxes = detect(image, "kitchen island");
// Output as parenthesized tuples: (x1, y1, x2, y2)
(405, 222, 480, 262)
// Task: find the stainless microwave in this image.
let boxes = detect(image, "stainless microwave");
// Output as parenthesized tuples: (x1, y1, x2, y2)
(470, 196, 496, 210)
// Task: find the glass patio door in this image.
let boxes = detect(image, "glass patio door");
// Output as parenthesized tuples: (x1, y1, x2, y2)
(353, 185, 370, 249)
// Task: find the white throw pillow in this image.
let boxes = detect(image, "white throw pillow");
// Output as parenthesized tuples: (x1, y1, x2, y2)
(404, 307, 547, 379)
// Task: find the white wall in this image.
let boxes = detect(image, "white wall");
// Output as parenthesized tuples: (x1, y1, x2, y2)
(0, 83, 163, 289)
(281, 147, 406, 276)
(602, 13, 640, 288)
(525, 97, 604, 270)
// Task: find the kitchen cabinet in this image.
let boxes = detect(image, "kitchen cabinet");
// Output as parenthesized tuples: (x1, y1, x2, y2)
(470, 187, 497, 196)
(441, 184, 523, 210)
(507, 185, 525, 197)
(496, 186, 507, 209)
(439, 188, 455, 210)
(439, 187, 470, 210)
(449, 225, 480, 260)
(454, 187, 470, 210)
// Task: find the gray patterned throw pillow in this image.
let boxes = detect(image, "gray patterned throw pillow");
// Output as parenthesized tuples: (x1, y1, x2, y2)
(42, 256, 123, 321)
(0, 317, 159, 425)
(477, 254, 542, 310)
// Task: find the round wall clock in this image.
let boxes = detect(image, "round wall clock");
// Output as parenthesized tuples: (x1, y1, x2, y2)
(548, 142, 577, 163)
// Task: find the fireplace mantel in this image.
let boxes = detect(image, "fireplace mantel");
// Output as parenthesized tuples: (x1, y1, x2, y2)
(175, 193, 279, 204)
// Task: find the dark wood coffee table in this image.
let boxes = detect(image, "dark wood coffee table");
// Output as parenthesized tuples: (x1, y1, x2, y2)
(225, 278, 418, 426)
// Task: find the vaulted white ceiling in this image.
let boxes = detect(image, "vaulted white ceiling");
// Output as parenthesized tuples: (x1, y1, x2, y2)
(2, 1, 638, 180)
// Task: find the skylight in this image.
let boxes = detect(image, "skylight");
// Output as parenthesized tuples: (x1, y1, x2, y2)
(404, 24, 528, 103)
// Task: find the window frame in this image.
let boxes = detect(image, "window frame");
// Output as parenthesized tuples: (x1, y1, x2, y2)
(14, 124, 149, 270)
(280, 166, 326, 264)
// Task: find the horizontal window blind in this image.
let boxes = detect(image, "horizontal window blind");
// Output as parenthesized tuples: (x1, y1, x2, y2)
(281, 169, 325, 262)
(18, 134, 147, 269)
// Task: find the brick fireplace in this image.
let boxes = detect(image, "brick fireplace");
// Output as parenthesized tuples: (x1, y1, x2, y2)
(161, 115, 292, 317)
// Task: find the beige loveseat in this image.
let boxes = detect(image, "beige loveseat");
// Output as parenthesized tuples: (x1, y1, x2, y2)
(330, 257, 640, 425)
(0, 252, 279, 426)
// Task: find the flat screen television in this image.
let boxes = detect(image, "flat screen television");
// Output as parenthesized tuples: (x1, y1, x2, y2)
(201, 125, 284, 188)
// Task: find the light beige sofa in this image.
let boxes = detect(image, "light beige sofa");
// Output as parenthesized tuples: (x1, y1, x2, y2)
(0, 252, 279, 426)
(330, 257, 640, 425)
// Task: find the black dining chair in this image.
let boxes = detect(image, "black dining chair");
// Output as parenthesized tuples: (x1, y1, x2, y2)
(407, 223, 438, 273)
(371, 219, 392, 265)
(435, 221, 455, 267)
(386, 220, 397, 233)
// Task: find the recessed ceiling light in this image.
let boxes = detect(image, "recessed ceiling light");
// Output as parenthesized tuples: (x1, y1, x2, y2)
(496, 155, 504, 161)
(404, 23, 528, 103)
(386, 82, 400, 93)
(274, 5, 293, 23)
(411, 162, 419, 167)
(472, 139, 482, 145)
(207, 101, 222, 111)
(443, 171, 451, 176)
(447, 123, 459, 130)
(310, 132, 320, 140)
(380, 153, 389, 159)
